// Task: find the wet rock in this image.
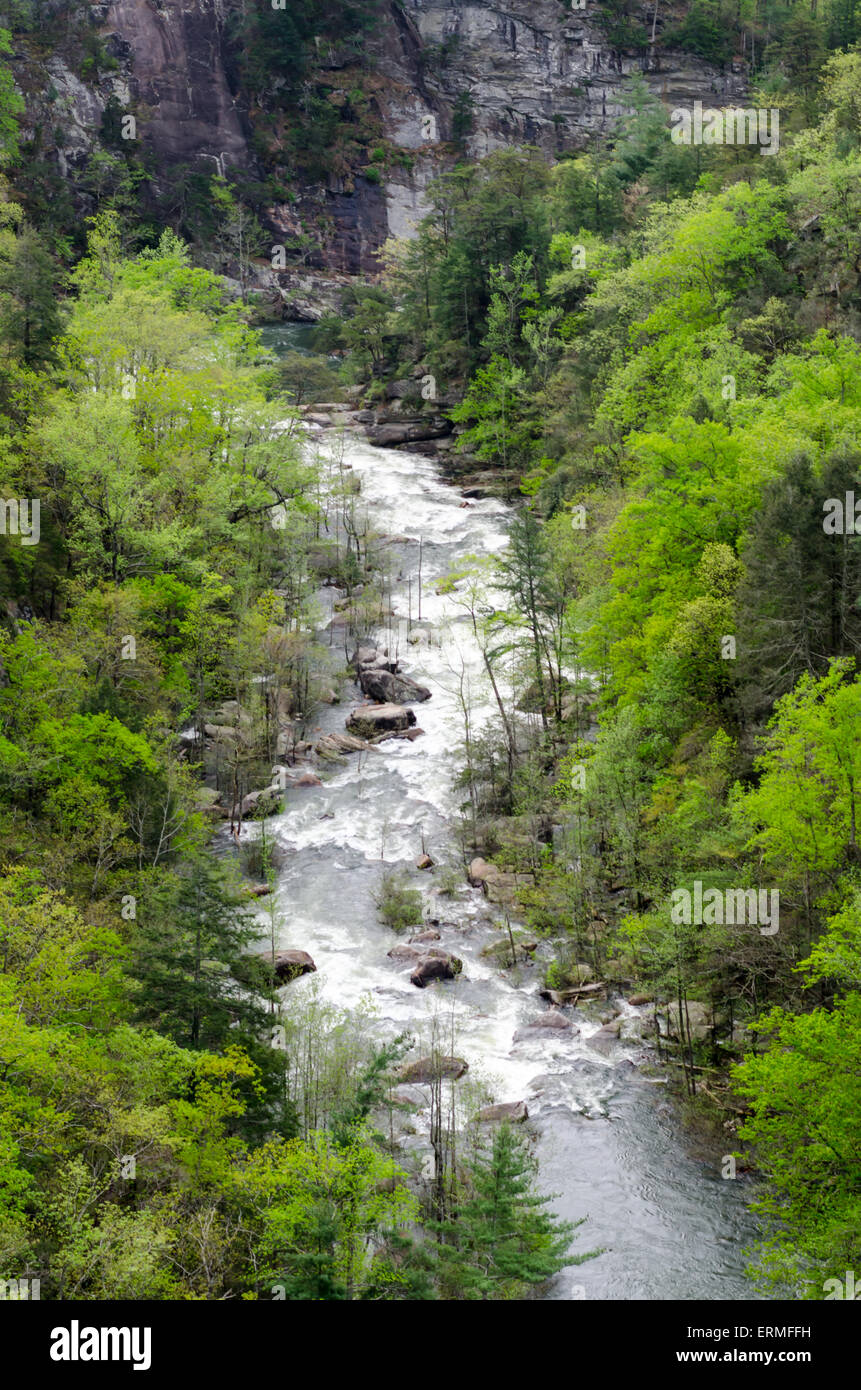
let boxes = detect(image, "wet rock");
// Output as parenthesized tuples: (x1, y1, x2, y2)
(481, 937, 538, 967)
(346, 703, 416, 738)
(476, 1100, 529, 1124)
(388, 944, 421, 962)
(400, 1056, 469, 1084)
(539, 982, 606, 1006)
(241, 786, 284, 819)
(389, 1085, 427, 1109)
(358, 667, 431, 704)
(515, 1011, 574, 1040)
(587, 1024, 620, 1056)
(619, 1015, 650, 1043)
(257, 949, 317, 983)
(315, 731, 370, 759)
(410, 953, 463, 988)
(367, 418, 452, 447)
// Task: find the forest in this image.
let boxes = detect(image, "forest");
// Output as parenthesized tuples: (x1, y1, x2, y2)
(0, 0, 860, 1310)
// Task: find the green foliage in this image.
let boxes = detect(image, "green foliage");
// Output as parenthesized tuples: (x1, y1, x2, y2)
(375, 870, 423, 933)
(431, 1123, 594, 1299)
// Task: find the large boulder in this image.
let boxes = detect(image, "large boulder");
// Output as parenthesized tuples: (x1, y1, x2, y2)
(358, 667, 431, 705)
(400, 1055, 469, 1084)
(410, 952, 463, 988)
(387, 944, 421, 962)
(664, 1001, 713, 1042)
(367, 419, 452, 447)
(587, 1023, 621, 1055)
(258, 949, 316, 983)
(468, 857, 499, 886)
(346, 703, 416, 738)
(240, 786, 284, 819)
(480, 937, 538, 967)
(315, 731, 370, 759)
(514, 1011, 574, 1041)
(539, 982, 606, 1006)
(485, 872, 534, 905)
(476, 1100, 529, 1124)
(350, 645, 398, 673)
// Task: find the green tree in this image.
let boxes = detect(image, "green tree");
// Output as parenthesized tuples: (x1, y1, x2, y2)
(432, 1123, 590, 1299)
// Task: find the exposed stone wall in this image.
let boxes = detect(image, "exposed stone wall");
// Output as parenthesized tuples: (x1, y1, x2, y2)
(9, 0, 749, 276)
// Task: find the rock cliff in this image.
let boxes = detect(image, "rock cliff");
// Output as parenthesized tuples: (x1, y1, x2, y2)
(9, 1, 749, 278)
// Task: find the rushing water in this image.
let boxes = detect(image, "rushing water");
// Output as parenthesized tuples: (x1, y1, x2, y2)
(234, 419, 760, 1301)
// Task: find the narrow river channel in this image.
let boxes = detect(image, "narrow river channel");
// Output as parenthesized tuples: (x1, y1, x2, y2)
(240, 325, 760, 1300)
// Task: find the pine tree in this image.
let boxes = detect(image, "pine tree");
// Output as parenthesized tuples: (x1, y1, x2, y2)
(431, 1123, 597, 1299)
(127, 855, 274, 1050)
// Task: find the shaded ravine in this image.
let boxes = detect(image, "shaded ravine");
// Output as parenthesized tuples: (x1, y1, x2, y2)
(232, 409, 760, 1300)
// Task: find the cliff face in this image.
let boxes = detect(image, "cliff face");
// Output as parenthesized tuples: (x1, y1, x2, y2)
(11, 1, 748, 277)
(368, 0, 748, 255)
(103, 0, 249, 172)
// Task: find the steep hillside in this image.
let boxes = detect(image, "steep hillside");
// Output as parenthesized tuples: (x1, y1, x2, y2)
(2, 0, 748, 279)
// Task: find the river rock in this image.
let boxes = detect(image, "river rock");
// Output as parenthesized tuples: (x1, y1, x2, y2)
(388, 944, 421, 962)
(468, 857, 499, 886)
(351, 645, 399, 673)
(481, 937, 538, 966)
(389, 1086, 427, 1109)
(400, 1056, 469, 1083)
(346, 703, 416, 738)
(258, 949, 317, 983)
(476, 1101, 529, 1124)
(587, 1024, 621, 1055)
(241, 786, 284, 819)
(619, 1015, 650, 1043)
(204, 722, 239, 743)
(367, 419, 452, 447)
(315, 731, 370, 759)
(410, 953, 463, 988)
(539, 982, 606, 1005)
(358, 667, 432, 704)
(515, 1011, 574, 1040)
(485, 871, 534, 905)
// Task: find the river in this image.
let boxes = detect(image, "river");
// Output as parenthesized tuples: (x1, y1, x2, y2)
(239, 327, 760, 1300)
